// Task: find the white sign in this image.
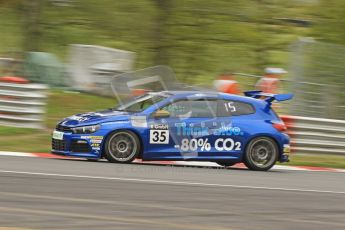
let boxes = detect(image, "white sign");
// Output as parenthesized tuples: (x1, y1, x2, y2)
(150, 130, 169, 144)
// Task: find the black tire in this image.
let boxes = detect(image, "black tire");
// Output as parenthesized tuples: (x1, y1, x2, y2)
(216, 161, 237, 167)
(244, 137, 278, 171)
(104, 130, 140, 163)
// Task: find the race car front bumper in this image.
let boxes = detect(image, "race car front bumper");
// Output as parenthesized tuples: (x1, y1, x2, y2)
(51, 130, 104, 159)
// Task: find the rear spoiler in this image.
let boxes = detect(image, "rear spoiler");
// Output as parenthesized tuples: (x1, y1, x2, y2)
(244, 90, 294, 104)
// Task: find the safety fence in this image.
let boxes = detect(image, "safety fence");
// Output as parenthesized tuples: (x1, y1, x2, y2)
(0, 81, 48, 129)
(227, 72, 344, 120)
(288, 38, 345, 120)
(281, 115, 345, 156)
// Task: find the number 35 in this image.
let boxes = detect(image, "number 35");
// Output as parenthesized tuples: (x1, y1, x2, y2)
(150, 130, 169, 144)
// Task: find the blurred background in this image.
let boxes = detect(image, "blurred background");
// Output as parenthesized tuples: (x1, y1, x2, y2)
(0, 0, 344, 167)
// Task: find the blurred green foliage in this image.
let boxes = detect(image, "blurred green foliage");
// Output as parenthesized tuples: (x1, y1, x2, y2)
(0, 0, 306, 79)
(0, 0, 344, 83)
(310, 0, 345, 44)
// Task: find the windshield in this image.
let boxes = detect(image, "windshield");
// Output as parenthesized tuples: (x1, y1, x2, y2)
(115, 94, 167, 112)
(111, 65, 199, 106)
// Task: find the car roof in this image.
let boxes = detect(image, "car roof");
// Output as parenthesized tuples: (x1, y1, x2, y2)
(158, 90, 264, 106)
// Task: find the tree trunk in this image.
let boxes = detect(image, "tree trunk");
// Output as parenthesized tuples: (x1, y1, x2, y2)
(21, 0, 41, 51)
(152, 0, 172, 65)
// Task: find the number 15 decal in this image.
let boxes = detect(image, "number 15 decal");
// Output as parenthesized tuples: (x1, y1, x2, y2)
(224, 102, 236, 112)
(150, 130, 169, 144)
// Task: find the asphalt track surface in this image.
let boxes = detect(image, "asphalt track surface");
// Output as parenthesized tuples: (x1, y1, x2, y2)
(0, 155, 344, 230)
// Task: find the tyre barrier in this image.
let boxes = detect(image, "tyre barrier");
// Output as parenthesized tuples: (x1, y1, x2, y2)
(0, 79, 48, 129)
(281, 115, 345, 156)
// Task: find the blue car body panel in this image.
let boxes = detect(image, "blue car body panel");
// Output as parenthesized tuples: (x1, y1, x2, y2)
(52, 91, 291, 163)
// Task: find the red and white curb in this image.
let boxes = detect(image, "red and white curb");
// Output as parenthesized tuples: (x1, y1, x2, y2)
(1, 151, 344, 173)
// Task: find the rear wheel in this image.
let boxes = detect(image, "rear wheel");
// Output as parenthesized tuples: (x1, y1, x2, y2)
(104, 130, 140, 163)
(244, 137, 278, 171)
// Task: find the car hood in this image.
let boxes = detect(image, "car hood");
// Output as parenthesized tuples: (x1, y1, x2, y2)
(60, 110, 132, 126)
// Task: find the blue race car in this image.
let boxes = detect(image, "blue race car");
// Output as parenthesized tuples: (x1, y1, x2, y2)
(52, 90, 292, 171)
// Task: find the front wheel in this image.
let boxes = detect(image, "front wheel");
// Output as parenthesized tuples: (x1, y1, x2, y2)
(104, 130, 140, 163)
(244, 137, 278, 171)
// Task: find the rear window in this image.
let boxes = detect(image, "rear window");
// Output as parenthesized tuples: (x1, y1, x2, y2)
(218, 100, 255, 116)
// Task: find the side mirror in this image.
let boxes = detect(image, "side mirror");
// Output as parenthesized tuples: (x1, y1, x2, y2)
(153, 110, 170, 119)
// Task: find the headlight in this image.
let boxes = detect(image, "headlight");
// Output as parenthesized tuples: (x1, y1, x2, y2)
(71, 124, 100, 134)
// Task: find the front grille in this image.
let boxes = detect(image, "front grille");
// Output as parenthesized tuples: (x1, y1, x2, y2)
(70, 140, 91, 153)
(56, 125, 72, 132)
(52, 139, 67, 151)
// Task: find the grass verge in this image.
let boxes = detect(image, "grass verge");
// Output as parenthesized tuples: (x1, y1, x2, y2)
(0, 90, 114, 153)
(279, 154, 345, 169)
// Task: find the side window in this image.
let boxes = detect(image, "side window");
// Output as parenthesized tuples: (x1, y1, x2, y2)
(218, 100, 255, 116)
(162, 99, 217, 118)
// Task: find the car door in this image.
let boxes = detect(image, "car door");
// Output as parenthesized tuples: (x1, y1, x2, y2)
(145, 97, 220, 160)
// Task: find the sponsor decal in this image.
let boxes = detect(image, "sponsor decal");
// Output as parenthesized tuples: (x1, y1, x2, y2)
(80, 136, 103, 140)
(91, 143, 101, 150)
(178, 138, 211, 152)
(176, 125, 209, 137)
(90, 139, 102, 144)
(150, 124, 168, 130)
(69, 115, 89, 122)
(214, 138, 241, 151)
(174, 121, 243, 137)
(131, 116, 148, 128)
(80, 136, 104, 148)
(174, 137, 241, 152)
(213, 126, 242, 136)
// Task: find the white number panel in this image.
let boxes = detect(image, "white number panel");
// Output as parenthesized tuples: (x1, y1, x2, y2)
(149, 129, 169, 144)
